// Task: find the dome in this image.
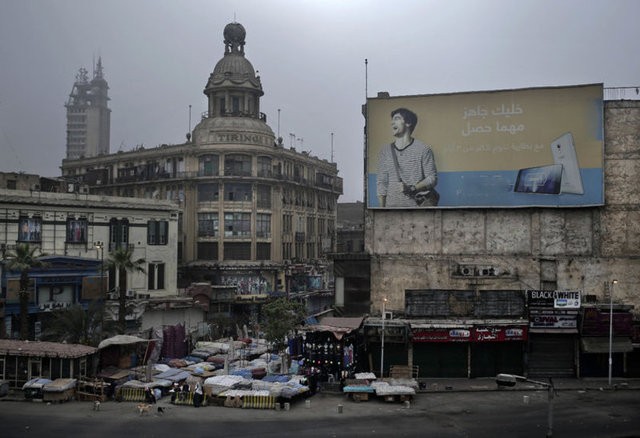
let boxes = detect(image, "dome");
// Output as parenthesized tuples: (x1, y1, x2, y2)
(224, 22, 246, 47)
(212, 53, 256, 80)
(204, 21, 263, 94)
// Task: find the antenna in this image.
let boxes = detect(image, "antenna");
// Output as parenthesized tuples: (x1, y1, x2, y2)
(186, 104, 192, 142)
(277, 109, 281, 138)
(365, 58, 368, 100)
(331, 133, 334, 163)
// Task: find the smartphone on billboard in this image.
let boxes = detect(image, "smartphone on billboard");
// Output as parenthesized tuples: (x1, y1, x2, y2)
(551, 132, 584, 195)
(514, 164, 563, 194)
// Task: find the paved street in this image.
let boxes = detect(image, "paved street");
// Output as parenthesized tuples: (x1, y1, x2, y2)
(2, 381, 639, 437)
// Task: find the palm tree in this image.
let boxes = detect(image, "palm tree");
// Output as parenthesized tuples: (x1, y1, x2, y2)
(5, 243, 48, 340)
(41, 301, 117, 347)
(104, 247, 145, 333)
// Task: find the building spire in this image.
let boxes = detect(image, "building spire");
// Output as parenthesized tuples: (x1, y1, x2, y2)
(94, 56, 104, 80)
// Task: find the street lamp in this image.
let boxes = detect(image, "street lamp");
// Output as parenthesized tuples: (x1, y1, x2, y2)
(94, 241, 105, 299)
(380, 297, 387, 378)
(496, 374, 556, 437)
(609, 279, 617, 386)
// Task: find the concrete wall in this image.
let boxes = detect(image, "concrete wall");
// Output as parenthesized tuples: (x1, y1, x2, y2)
(140, 307, 205, 333)
(366, 101, 640, 317)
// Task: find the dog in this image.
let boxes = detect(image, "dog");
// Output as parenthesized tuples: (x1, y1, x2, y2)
(137, 403, 152, 416)
(93, 400, 101, 411)
(157, 406, 165, 415)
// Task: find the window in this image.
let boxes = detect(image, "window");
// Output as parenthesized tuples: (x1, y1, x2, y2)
(66, 218, 87, 243)
(256, 213, 271, 238)
(147, 220, 168, 245)
(306, 242, 316, 259)
(224, 242, 251, 260)
(109, 218, 129, 250)
(224, 212, 251, 237)
(197, 242, 218, 260)
(198, 213, 219, 237)
(283, 213, 292, 233)
(306, 216, 315, 234)
(148, 263, 165, 290)
(199, 154, 219, 176)
(224, 183, 252, 202)
(257, 185, 271, 208)
(256, 243, 271, 260)
(232, 96, 240, 113)
(257, 156, 272, 177)
(198, 183, 219, 202)
(282, 242, 292, 260)
(224, 154, 252, 176)
(18, 217, 42, 242)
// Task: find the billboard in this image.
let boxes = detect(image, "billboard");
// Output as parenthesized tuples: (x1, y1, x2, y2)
(366, 84, 604, 208)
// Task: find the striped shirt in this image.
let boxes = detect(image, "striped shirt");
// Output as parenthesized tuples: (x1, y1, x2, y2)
(376, 139, 437, 207)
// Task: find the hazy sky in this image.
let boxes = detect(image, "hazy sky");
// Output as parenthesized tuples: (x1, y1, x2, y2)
(1, 0, 639, 202)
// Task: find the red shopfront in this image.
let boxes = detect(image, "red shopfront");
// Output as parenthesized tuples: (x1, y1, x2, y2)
(411, 324, 528, 378)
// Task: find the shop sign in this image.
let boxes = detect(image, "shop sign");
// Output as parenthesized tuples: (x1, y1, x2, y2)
(527, 289, 581, 308)
(529, 312, 577, 330)
(412, 329, 470, 343)
(472, 326, 528, 342)
(413, 326, 528, 342)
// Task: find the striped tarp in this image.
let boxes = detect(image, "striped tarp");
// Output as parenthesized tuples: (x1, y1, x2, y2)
(173, 392, 194, 406)
(118, 387, 146, 402)
(241, 394, 276, 410)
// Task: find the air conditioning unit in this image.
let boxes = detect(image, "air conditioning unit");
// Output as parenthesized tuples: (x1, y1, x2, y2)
(78, 185, 90, 194)
(108, 292, 118, 300)
(458, 264, 477, 276)
(478, 266, 499, 277)
(383, 311, 393, 320)
(125, 290, 135, 298)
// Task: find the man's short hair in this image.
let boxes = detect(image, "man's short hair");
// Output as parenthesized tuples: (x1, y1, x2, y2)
(391, 108, 418, 133)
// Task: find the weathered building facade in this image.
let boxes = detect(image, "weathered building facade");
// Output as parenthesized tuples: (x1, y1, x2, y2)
(0, 188, 179, 337)
(59, 23, 342, 299)
(364, 93, 640, 378)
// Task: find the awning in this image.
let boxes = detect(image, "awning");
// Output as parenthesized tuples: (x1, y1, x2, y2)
(301, 316, 364, 340)
(98, 335, 151, 349)
(581, 337, 633, 354)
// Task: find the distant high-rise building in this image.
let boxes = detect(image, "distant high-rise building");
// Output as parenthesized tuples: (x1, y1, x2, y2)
(65, 57, 111, 159)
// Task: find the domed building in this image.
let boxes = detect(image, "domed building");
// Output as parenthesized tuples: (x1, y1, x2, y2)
(61, 22, 343, 301)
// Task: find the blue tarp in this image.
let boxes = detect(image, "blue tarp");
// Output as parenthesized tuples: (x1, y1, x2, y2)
(153, 368, 191, 382)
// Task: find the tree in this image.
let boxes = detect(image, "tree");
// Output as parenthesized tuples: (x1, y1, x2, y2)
(262, 298, 306, 353)
(104, 247, 145, 333)
(5, 243, 48, 340)
(41, 301, 117, 347)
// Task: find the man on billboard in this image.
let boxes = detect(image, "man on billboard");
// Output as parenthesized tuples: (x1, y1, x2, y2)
(376, 108, 438, 207)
